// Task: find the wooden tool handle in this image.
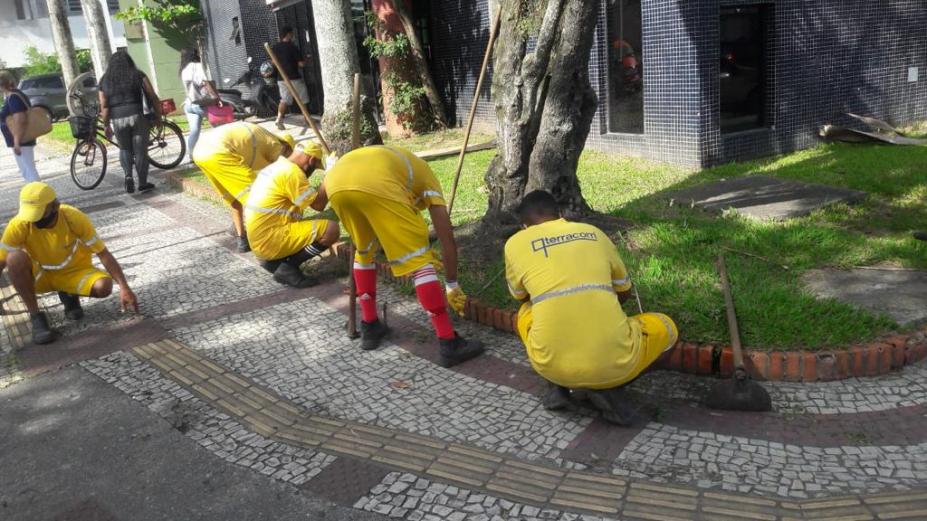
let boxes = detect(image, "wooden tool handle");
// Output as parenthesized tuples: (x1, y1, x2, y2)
(447, 7, 502, 216)
(263, 42, 331, 155)
(717, 254, 745, 369)
(352, 73, 361, 150)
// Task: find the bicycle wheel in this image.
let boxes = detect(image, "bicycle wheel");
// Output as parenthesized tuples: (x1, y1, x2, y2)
(148, 120, 186, 170)
(70, 139, 108, 190)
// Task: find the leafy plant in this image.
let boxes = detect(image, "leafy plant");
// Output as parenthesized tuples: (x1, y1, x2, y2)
(115, 0, 203, 47)
(22, 47, 93, 77)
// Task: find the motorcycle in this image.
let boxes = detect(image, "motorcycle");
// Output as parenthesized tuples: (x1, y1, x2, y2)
(216, 60, 280, 119)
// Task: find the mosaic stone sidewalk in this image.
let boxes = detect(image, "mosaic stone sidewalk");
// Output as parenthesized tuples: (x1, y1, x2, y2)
(2, 146, 927, 520)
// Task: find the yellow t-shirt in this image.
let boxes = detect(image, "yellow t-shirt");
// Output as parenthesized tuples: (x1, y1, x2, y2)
(244, 157, 319, 258)
(323, 145, 445, 211)
(504, 218, 640, 389)
(0, 205, 106, 270)
(193, 121, 284, 172)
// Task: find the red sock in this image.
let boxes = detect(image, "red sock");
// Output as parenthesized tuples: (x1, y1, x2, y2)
(354, 262, 378, 323)
(413, 265, 455, 340)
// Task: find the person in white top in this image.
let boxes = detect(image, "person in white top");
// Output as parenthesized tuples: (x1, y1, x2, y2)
(179, 48, 222, 161)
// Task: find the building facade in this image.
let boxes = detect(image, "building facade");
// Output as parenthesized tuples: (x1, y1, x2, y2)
(0, 0, 126, 69)
(201, 0, 926, 168)
(430, 0, 927, 167)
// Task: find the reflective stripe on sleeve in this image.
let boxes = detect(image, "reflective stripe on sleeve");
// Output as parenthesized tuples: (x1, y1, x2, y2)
(612, 277, 630, 287)
(294, 187, 317, 206)
(531, 283, 614, 305)
(83, 235, 100, 247)
(243, 205, 302, 220)
(0, 243, 18, 253)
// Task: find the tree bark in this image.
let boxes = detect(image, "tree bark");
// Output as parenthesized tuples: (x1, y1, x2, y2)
(80, 0, 112, 78)
(387, 0, 448, 128)
(45, 0, 80, 86)
(313, 0, 382, 156)
(483, 0, 599, 223)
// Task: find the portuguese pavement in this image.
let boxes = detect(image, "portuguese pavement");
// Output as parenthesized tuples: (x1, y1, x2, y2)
(2, 144, 927, 521)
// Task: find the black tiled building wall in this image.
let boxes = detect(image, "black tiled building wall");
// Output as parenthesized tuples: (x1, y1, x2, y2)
(201, 0, 278, 97)
(428, 0, 927, 168)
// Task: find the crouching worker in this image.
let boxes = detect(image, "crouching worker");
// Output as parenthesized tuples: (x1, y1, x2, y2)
(245, 142, 339, 288)
(0, 183, 139, 345)
(504, 191, 677, 426)
(317, 145, 484, 367)
(192, 121, 295, 252)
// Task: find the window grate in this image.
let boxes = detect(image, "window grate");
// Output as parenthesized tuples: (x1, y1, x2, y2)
(68, 0, 121, 14)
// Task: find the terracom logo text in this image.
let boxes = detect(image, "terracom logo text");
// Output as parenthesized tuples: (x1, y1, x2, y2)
(530, 232, 597, 257)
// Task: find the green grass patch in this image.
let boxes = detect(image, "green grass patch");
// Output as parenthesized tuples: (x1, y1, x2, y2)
(429, 141, 927, 350)
(382, 128, 494, 154)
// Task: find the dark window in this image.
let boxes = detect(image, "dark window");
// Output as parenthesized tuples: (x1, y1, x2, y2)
(720, 5, 771, 133)
(68, 0, 120, 13)
(606, 0, 644, 134)
(14, 0, 26, 20)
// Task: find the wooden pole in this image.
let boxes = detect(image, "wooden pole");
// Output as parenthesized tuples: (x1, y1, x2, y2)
(447, 8, 503, 216)
(346, 73, 362, 339)
(717, 255, 744, 370)
(263, 42, 331, 155)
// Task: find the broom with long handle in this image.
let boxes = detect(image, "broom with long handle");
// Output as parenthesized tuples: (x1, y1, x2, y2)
(263, 42, 332, 155)
(447, 8, 503, 216)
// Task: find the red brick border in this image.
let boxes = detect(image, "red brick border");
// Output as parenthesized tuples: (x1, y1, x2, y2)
(164, 170, 927, 385)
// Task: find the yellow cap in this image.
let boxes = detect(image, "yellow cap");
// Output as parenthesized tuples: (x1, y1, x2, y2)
(278, 132, 296, 153)
(298, 141, 325, 164)
(17, 182, 56, 222)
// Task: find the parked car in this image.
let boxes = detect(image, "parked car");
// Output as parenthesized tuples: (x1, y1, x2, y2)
(18, 73, 98, 121)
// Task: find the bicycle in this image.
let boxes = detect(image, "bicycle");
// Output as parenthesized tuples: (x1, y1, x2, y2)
(66, 73, 186, 190)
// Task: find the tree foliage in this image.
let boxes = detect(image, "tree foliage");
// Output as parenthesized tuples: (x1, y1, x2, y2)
(115, 0, 203, 47)
(23, 47, 93, 77)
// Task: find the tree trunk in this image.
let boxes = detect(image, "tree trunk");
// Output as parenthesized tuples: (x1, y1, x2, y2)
(313, 0, 382, 156)
(45, 0, 79, 86)
(80, 0, 112, 78)
(483, 0, 599, 223)
(387, 0, 448, 128)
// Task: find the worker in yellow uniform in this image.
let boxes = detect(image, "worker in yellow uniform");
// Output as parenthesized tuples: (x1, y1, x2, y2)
(245, 142, 340, 288)
(504, 191, 677, 426)
(314, 145, 484, 367)
(192, 121, 295, 252)
(0, 182, 139, 345)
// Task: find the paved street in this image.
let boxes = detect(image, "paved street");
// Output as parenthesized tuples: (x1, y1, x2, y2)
(2, 142, 927, 520)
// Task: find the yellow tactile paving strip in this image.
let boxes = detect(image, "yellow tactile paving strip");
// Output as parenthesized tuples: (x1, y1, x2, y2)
(128, 338, 927, 520)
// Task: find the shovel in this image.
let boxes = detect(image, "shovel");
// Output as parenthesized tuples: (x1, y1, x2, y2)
(705, 254, 772, 412)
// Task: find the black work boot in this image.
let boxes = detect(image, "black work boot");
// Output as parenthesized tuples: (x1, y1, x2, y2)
(236, 235, 251, 253)
(542, 382, 572, 411)
(30, 312, 54, 345)
(587, 387, 635, 427)
(914, 231, 927, 241)
(438, 334, 485, 368)
(360, 320, 390, 351)
(57, 292, 84, 320)
(124, 176, 135, 194)
(272, 263, 318, 288)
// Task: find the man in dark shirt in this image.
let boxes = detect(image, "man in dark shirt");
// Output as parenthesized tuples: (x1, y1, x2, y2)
(271, 26, 308, 130)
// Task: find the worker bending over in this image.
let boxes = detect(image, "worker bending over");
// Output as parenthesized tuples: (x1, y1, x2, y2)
(0, 183, 139, 345)
(245, 142, 339, 288)
(192, 121, 295, 252)
(316, 145, 484, 367)
(504, 191, 677, 425)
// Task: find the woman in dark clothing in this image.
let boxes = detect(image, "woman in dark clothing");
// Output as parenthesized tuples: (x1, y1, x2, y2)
(98, 51, 162, 193)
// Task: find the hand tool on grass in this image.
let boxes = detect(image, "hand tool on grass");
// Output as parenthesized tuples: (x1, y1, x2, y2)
(706, 254, 772, 412)
(345, 73, 362, 339)
(447, 7, 502, 216)
(615, 230, 644, 315)
(263, 42, 331, 155)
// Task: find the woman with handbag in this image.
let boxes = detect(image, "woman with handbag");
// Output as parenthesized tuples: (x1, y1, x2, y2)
(180, 48, 223, 161)
(0, 70, 41, 182)
(98, 51, 162, 194)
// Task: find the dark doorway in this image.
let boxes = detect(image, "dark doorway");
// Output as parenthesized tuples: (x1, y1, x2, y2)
(720, 5, 771, 133)
(274, 1, 324, 114)
(607, 0, 644, 134)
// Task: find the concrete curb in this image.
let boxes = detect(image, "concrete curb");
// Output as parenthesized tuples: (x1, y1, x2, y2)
(161, 176, 927, 384)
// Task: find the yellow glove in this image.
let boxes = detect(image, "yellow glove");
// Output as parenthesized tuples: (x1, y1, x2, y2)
(445, 282, 467, 317)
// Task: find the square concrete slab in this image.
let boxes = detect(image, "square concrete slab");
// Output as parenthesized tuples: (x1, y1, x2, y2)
(803, 268, 927, 326)
(667, 176, 868, 220)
